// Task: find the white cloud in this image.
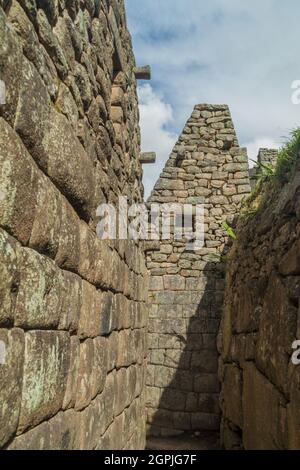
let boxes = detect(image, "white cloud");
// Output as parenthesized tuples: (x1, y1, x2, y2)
(126, 0, 300, 193)
(138, 85, 177, 198)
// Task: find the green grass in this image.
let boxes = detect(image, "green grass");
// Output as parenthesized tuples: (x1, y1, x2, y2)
(222, 222, 237, 240)
(275, 128, 300, 184)
(250, 159, 275, 179)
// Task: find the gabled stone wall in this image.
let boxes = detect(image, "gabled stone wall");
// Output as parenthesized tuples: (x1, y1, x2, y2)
(146, 104, 251, 437)
(0, 0, 147, 450)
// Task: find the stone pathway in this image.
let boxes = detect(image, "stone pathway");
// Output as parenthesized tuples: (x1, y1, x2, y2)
(147, 432, 220, 451)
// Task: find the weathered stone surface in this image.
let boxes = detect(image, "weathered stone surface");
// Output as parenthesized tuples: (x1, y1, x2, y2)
(191, 412, 220, 431)
(75, 338, 94, 411)
(243, 363, 286, 450)
(55, 198, 80, 272)
(62, 336, 80, 410)
(221, 364, 242, 428)
(287, 369, 300, 450)
(48, 410, 77, 450)
(0, 118, 38, 244)
(40, 109, 95, 220)
(28, 173, 62, 257)
(59, 271, 82, 333)
(7, 422, 50, 450)
(0, 0, 149, 451)
(18, 331, 70, 433)
(77, 281, 99, 339)
(91, 336, 107, 399)
(15, 248, 63, 329)
(0, 328, 25, 447)
(279, 240, 300, 276)
(163, 275, 185, 291)
(220, 152, 300, 450)
(0, 7, 24, 125)
(255, 273, 297, 394)
(0, 229, 19, 326)
(14, 56, 51, 166)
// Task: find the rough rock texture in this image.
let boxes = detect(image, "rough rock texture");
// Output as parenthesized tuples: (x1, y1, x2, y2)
(146, 104, 251, 437)
(0, 0, 147, 450)
(219, 154, 300, 449)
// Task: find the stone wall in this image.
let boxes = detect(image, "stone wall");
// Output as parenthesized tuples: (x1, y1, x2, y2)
(219, 154, 300, 449)
(146, 104, 251, 437)
(250, 148, 279, 189)
(0, 0, 148, 450)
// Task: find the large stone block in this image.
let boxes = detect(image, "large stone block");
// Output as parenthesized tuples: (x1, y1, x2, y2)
(29, 174, 62, 258)
(43, 109, 95, 219)
(15, 248, 63, 329)
(115, 367, 127, 416)
(149, 276, 164, 291)
(159, 388, 186, 412)
(99, 291, 114, 336)
(163, 275, 185, 291)
(173, 411, 191, 431)
(48, 410, 77, 450)
(279, 240, 300, 276)
(194, 373, 220, 393)
(75, 338, 94, 411)
(18, 331, 70, 433)
(146, 387, 162, 409)
(191, 412, 220, 431)
(243, 363, 287, 450)
(0, 118, 38, 244)
(0, 7, 24, 125)
(116, 329, 131, 368)
(256, 273, 297, 395)
(59, 271, 82, 333)
(14, 55, 51, 167)
(62, 336, 80, 410)
(287, 368, 300, 449)
(91, 336, 107, 399)
(0, 328, 24, 447)
(55, 199, 80, 272)
(154, 365, 176, 389)
(107, 331, 118, 372)
(7, 422, 50, 450)
(0, 229, 19, 326)
(221, 364, 242, 428)
(231, 282, 260, 334)
(78, 280, 100, 339)
(36, 8, 68, 79)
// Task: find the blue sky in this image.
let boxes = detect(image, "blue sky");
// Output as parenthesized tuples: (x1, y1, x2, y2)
(125, 0, 300, 196)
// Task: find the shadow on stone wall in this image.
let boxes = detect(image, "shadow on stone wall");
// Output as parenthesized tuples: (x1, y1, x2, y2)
(147, 243, 232, 442)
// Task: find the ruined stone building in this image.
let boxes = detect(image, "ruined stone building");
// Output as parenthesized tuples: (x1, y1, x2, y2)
(0, 0, 300, 451)
(146, 105, 251, 437)
(249, 148, 279, 189)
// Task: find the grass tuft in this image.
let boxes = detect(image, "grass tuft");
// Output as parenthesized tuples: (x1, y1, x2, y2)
(275, 128, 300, 183)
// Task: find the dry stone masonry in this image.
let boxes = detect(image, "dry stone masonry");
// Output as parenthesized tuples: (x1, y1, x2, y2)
(219, 154, 300, 450)
(146, 104, 251, 437)
(250, 148, 279, 189)
(1, 0, 299, 453)
(0, 0, 148, 450)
